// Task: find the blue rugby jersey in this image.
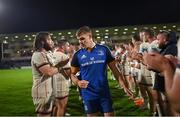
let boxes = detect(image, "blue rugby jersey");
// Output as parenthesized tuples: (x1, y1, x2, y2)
(71, 44, 115, 100)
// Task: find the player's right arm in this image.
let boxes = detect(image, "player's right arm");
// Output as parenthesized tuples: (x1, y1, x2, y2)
(39, 64, 59, 77)
(32, 52, 59, 77)
(71, 66, 89, 88)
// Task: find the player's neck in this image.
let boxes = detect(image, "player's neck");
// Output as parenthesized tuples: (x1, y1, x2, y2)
(87, 42, 96, 52)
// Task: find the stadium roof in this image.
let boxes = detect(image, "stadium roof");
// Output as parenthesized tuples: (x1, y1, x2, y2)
(0, 0, 179, 34)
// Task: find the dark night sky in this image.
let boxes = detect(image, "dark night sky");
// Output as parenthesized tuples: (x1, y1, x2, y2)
(0, 0, 179, 34)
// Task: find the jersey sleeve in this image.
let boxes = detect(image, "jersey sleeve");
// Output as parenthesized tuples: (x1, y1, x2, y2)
(71, 52, 80, 67)
(105, 46, 115, 63)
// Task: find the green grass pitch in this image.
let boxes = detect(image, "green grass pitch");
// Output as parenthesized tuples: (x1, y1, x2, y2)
(0, 69, 149, 116)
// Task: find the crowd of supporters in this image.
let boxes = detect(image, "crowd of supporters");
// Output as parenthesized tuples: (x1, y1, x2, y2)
(110, 28, 179, 116)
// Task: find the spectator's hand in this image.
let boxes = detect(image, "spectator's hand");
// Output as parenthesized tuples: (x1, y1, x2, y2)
(143, 52, 170, 73)
(77, 80, 89, 89)
(165, 55, 178, 69)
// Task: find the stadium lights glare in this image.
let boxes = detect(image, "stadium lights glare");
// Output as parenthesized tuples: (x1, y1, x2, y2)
(15, 36, 18, 38)
(105, 29, 109, 32)
(123, 32, 127, 34)
(25, 35, 28, 38)
(163, 26, 167, 28)
(17, 51, 20, 54)
(153, 27, 157, 29)
(105, 33, 109, 35)
(3, 40, 8, 44)
(114, 29, 119, 31)
(50, 33, 53, 36)
(58, 33, 62, 35)
(168, 29, 171, 31)
(104, 36, 108, 38)
(124, 28, 128, 31)
(68, 32, 71, 34)
(32, 34, 36, 37)
(96, 33, 100, 36)
(5, 36, 8, 39)
(100, 41, 105, 45)
(95, 30, 99, 33)
(29, 38, 32, 40)
(172, 25, 176, 28)
(97, 36, 100, 39)
(70, 35, 73, 37)
(132, 31, 136, 34)
(134, 28, 138, 30)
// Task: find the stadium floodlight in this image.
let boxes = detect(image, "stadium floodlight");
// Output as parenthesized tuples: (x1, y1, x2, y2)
(163, 26, 167, 28)
(0, 1, 6, 15)
(124, 28, 128, 31)
(58, 32, 62, 35)
(172, 25, 176, 28)
(25, 35, 28, 38)
(95, 30, 99, 33)
(68, 32, 71, 34)
(15, 36, 18, 38)
(3, 40, 7, 44)
(96, 33, 100, 36)
(32, 34, 36, 37)
(123, 32, 127, 34)
(97, 36, 100, 39)
(114, 29, 119, 31)
(104, 36, 108, 38)
(132, 31, 136, 34)
(134, 28, 138, 30)
(105, 29, 109, 32)
(153, 26, 157, 29)
(5, 36, 8, 39)
(50, 33, 53, 36)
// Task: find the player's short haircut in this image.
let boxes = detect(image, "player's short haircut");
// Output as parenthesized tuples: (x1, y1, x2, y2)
(76, 26, 92, 37)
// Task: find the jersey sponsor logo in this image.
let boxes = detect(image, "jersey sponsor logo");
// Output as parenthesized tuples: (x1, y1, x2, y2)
(98, 50, 104, 55)
(90, 57, 94, 61)
(81, 60, 105, 67)
(81, 54, 87, 59)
